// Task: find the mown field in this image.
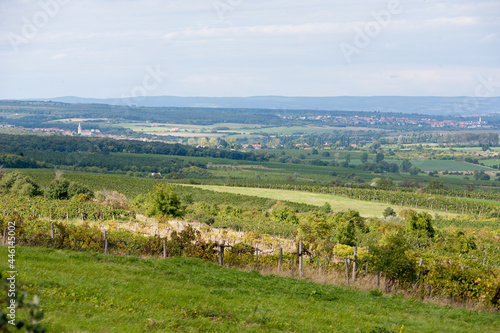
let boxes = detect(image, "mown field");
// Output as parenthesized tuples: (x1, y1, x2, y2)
(2, 247, 499, 333)
(184, 184, 457, 218)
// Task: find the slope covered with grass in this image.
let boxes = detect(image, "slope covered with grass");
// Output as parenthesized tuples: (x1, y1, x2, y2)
(2, 247, 498, 332)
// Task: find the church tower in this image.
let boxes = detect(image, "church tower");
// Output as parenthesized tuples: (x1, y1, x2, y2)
(78, 123, 82, 134)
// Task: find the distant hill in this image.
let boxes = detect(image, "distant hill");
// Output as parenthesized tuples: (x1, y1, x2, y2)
(35, 96, 500, 116)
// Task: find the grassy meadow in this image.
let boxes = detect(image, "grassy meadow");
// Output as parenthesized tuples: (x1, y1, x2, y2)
(3, 246, 499, 333)
(185, 184, 458, 218)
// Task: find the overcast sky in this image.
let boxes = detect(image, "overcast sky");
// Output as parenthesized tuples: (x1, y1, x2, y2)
(0, 0, 499, 99)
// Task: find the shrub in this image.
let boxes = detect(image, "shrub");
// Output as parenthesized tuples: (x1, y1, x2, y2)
(383, 207, 396, 218)
(145, 183, 185, 219)
(45, 179, 93, 200)
(95, 190, 129, 210)
(368, 232, 417, 287)
(0, 172, 41, 197)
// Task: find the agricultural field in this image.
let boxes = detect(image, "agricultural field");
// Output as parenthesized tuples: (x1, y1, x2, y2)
(112, 122, 381, 139)
(2, 247, 499, 333)
(387, 160, 493, 172)
(184, 184, 458, 218)
(114, 122, 269, 139)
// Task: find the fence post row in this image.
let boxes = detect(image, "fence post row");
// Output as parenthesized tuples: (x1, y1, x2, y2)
(6, 211, 463, 295)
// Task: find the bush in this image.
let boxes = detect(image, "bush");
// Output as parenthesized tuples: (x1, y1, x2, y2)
(95, 190, 129, 210)
(333, 210, 368, 246)
(0, 172, 41, 197)
(145, 183, 185, 219)
(368, 232, 417, 287)
(45, 179, 93, 200)
(383, 207, 396, 218)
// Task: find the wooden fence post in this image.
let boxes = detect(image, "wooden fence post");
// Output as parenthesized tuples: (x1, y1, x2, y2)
(104, 239, 108, 255)
(50, 223, 54, 239)
(345, 258, 350, 286)
(299, 242, 303, 279)
(417, 258, 424, 280)
(376, 273, 380, 289)
(163, 239, 167, 258)
(219, 240, 225, 266)
(255, 245, 259, 271)
(352, 246, 357, 282)
(279, 248, 283, 271)
(3, 227, 6, 245)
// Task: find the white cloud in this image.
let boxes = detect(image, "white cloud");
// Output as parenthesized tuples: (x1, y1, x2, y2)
(50, 53, 66, 60)
(163, 22, 341, 41)
(0, 0, 498, 98)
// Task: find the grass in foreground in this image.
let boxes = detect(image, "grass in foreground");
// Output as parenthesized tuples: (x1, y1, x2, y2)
(2, 247, 498, 332)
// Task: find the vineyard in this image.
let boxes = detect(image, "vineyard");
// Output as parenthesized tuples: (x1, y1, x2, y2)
(1, 189, 500, 309)
(173, 180, 500, 217)
(1, 167, 500, 333)
(20, 169, 500, 220)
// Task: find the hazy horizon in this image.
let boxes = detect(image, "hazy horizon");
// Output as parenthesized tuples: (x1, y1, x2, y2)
(1, 0, 499, 100)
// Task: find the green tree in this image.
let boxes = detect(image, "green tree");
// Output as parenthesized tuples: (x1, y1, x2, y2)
(0, 172, 41, 197)
(383, 207, 396, 218)
(401, 159, 412, 173)
(408, 167, 419, 175)
(45, 179, 93, 200)
(404, 211, 435, 240)
(368, 232, 417, 287)
(320, 202, 332, 214)
(297, 212, 335, 252)
(375, 152, 385, 163)
(145, 183, 184, 219)
(425, 179, 445, 190)
(360, 152, 368, 164)
(333, 210, 368, 246)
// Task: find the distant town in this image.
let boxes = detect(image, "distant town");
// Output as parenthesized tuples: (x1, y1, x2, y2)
(278, 114, 493, 129)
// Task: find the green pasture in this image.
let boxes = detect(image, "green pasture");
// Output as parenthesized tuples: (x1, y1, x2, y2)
(3, 247, 498, 333)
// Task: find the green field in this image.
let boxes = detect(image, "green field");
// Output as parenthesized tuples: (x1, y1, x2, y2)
(185, 185, 458, 218)
(3, 247, 498, 333)
(481, 160, 500, 167)
(387, 160, 493, 172)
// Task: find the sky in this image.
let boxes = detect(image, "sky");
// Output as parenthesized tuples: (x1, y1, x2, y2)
(0, 0, 499, 99)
